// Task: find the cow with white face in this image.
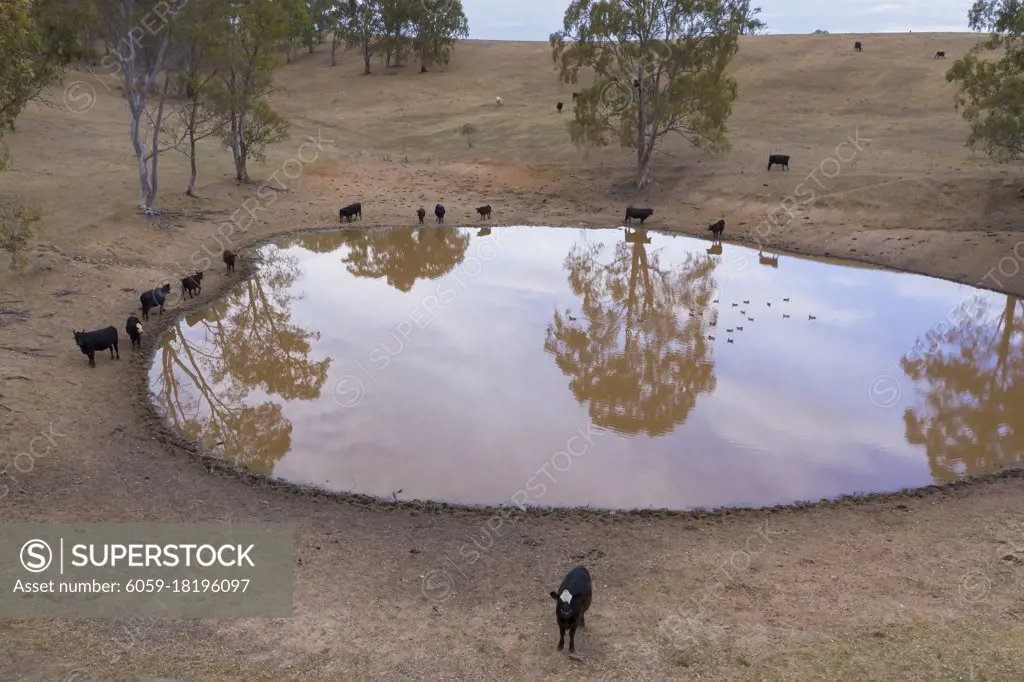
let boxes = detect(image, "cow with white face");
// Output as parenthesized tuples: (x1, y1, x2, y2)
(549, 564, 592, 655)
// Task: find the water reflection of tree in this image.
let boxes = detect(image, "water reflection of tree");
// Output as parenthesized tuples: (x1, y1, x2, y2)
(544, 228, 718, 436)
(293, 229, 356, 255)
(902, 294, 1024, 482)
(298, 227, 471, 292)
(151, 248, 332, 474)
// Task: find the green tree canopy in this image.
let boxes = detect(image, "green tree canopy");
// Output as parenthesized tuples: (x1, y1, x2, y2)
(207, 0, 294, 182)
(0, 0, 66, 145)
(411, 0, 469, 72)
(544, 228, 719, 436)
(550, 0, 764, 188)
(947, 1, 1024, 162)
(332, 0, 384, 72)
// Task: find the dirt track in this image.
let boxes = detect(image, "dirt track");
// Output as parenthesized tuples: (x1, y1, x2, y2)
(3, 34, 1024, 680)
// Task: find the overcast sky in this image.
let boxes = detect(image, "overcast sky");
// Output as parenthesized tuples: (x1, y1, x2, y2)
(461, 0, 974, 41)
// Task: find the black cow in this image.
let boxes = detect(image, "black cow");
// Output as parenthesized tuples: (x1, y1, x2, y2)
(768, 154, 790, 171)
(125, 314, 143, 350)
(572, 92, 579, 100)
(854, 41, 862, 52)
(557, 101, 563, 113)
(435, 203, 446, 224)
(140, 283, 172, 320)
(934, 51, 945, 59)
(708, 218, 725, 241)
(550, 565, 592, 655)
(624, 206, 654, 225)
(476, 205, 492, 220)
(73, 326, 119, 368)
(417, 207, 426, 224)
(339, 202, 362, 222)
(223, 250, 237, 273)
(181, 271, 204, 299)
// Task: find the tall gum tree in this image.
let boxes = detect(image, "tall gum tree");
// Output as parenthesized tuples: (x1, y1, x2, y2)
(210, 0, 293, 183)
(550, 0, 764, 189)
(93, 0, 189, 213)
(412, 0, 468, 73)
(333, 0, 384, 73)
(171, 0, 225, 196)
(947, 1, 1024, 163)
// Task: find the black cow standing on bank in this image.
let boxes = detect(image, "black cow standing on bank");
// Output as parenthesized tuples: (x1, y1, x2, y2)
(708, 218, 725, 241)
(549, 565, 593, 655)
(768, 154, 790, 171)
(125, 315, 143, 350)
(73, 326, 119, 368)
(339, 202, 362, 222)
(435, 204, 446, 224)
(140, 283, 171, 320)
(181, 271, 204, 299)
(624, 206, 654, 225)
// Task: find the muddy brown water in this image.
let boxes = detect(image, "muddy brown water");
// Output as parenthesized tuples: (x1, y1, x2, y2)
(147, 225, 1024, 510)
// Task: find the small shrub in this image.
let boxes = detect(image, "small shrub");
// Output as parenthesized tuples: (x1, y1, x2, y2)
(0, 203, 43, 271)
(460, 123, 477, 147)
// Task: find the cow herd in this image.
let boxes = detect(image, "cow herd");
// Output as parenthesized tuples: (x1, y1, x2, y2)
(853, 39, 945, 59)
(72, 250, 237, 368)
(342, 202, 494, 225)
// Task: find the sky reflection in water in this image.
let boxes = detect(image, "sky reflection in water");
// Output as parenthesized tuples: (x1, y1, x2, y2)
(148, 226, 1024, 510)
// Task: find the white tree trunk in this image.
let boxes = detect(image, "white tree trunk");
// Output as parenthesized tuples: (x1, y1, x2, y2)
(106, 0, 184, 213)
(231, 109, 249, 182)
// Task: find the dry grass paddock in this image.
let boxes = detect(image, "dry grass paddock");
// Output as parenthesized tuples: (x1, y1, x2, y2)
(2, 33, 1024, 680)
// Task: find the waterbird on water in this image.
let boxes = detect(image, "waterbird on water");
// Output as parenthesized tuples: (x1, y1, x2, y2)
(808, 315, 816, 320)
(783, 297, 790, 302)
(766, 302, 771, 307)
(743, 300, 750, 304)
(726, 328, 733, 333)
(783, 314, 790, 319)
(732, 303, 738, 307)
(727, 339, 734, 344)
(707, 335, 715, 340)
(736, 326, 744, 331)
(747, 316, 754, 321)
